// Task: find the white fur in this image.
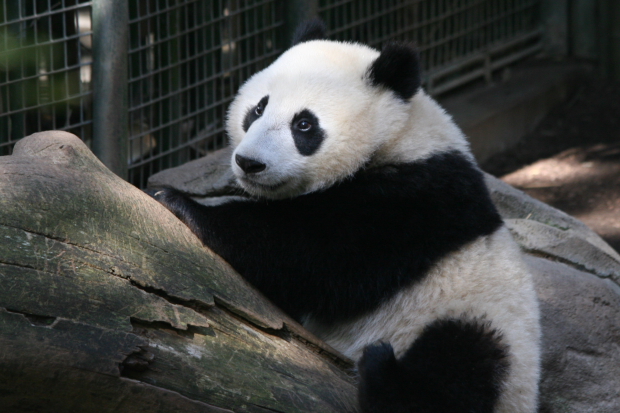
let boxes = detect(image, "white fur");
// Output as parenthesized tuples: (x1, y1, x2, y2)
(226, 40, 470, 198)
(304, 227, 540, 413)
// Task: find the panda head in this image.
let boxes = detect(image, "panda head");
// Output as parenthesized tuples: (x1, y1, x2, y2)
(226, 21, 424, 199)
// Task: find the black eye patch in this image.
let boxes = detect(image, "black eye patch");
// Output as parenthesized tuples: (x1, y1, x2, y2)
(243, 95, 269, 132)
(291, 109, 325, 156)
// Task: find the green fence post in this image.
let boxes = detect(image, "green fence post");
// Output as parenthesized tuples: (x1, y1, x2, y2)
(92, 0, 128, 179)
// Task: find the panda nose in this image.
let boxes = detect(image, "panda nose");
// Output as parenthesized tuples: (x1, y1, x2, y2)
(235, 154, 266, 174)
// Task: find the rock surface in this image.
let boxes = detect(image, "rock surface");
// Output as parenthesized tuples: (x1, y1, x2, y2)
(148, 147, 239, 197)
(531, 255, 620, 413)
(150, 149, 620, 413)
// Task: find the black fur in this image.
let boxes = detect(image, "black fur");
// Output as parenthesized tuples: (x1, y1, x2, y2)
(368, 42, 421, 101)
(291, 109, 325, 156)
(358, 318, 510, 413)
(243, 95, 269, 132)
(149, 150, 502, 324)
(291, 18, 327, 46)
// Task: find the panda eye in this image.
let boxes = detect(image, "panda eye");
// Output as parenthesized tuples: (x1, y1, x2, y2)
(296, 119, 312, 132)
(254, 103, 264, 116)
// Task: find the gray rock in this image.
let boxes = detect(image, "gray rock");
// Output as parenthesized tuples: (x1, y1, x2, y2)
(485, 173, 620, 261)
(506, 218, 620, 283)
(530, 255, 620, 413)
(147, 147, 242, 196)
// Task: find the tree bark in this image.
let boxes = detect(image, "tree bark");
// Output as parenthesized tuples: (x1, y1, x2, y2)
(0, 131, 358, 413)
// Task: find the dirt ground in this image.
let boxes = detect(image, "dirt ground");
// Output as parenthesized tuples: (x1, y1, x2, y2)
(481, 80, 620, 253)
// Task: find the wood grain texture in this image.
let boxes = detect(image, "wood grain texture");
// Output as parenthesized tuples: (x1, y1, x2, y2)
(0, 131, 357, 412)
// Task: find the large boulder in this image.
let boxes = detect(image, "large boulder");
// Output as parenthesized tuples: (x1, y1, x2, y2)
(150, 149, 620, 413)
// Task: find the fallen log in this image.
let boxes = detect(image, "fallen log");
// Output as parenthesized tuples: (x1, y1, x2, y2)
(0, 131, 358, 413)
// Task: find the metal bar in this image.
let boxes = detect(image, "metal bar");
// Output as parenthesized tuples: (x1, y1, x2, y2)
(0, 89, 92, 116)
(0, 30, 91, 49)
(0, 2, 90, 25)
(415, 2, 539, 52)
(429, 37, 543, 95)
(127, 48, 282, 113)
(0, 60, 92, 88)
(428, 28, 543, 78)
(92, 0, 128, 179)
(127, 21, 283, 77)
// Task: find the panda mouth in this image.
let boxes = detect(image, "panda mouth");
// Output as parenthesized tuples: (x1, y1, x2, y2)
(240, 177, 287, 192)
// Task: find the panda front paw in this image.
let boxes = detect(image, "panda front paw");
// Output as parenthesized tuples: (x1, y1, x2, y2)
(144, 186, 179, 201)
(144, 187, 164, 198)
(145, 187, 211, 241)
(145, 186, 184, 203)
(145, 187, 192, 219)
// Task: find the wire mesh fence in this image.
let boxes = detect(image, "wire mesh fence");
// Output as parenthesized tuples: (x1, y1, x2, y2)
(319, 0, 543, 95)
(1, 0, 543, 186)
(127, 0, 284, 187)
(0, 0, 93, 156)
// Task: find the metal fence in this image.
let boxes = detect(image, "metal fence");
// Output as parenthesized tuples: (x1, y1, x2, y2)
(126, 0, 284, 186)
(1, 0, 543, 187)
(319, 0, 543, 95)
(0, 0, 93, 156)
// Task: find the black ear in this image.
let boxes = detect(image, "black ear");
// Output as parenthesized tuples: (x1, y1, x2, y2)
(291, 18, 327, 46)
(367, 42, 421, 101)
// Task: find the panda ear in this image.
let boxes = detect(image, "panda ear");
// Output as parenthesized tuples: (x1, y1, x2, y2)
(367, 42, 421, 101)
(291, 18, 327, 46)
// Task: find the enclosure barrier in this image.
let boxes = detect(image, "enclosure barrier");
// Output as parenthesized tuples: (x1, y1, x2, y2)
(1, 0, 543, 187)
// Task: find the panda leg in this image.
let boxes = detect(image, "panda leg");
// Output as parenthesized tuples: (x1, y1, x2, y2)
(357, 318, 509, 413)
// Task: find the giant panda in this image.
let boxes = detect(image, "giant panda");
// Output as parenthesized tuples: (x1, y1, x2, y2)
(150, 20, 540, 413)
